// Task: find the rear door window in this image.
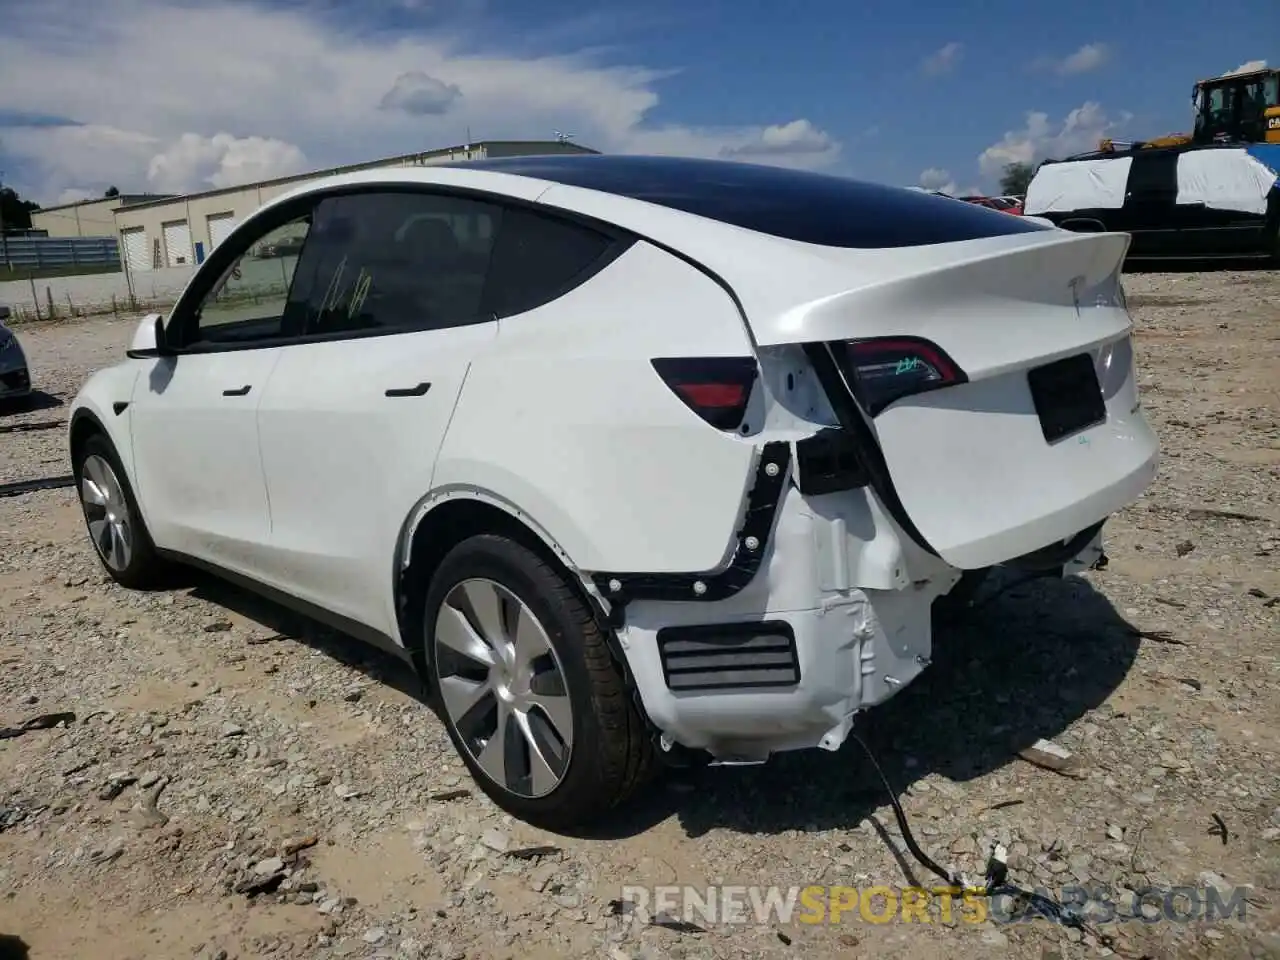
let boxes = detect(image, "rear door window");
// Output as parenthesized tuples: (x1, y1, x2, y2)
(1124, 152, 1179, 203)
(291, 191, 502, 337)
(481, 207, 625, 318)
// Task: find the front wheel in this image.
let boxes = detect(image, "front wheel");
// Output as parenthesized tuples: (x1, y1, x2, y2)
(423, 534, 654, 830)
(73, 433, 168, 589)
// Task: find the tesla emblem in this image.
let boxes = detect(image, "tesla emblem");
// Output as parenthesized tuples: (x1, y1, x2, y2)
(1069, 275, 1083, 313)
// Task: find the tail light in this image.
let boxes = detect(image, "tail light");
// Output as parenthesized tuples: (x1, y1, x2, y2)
(651, 356, 757, 430)
(830, 337, 966, 416)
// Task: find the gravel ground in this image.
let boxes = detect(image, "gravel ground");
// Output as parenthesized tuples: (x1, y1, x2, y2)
(1, 271, 1277, 960)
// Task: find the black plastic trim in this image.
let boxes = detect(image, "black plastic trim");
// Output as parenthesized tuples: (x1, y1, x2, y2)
(794, 426, 869, 494)
(591, 440, 790, 607)
(802, 342, 940, 557)
(385, 382, 432, 398)
(656, 620, 800, 692)
(112, 401, 129, 416)
(1004, 520, 1105, 573)
(1027, 353, 1107, 444)
(155, 548, 415, 665)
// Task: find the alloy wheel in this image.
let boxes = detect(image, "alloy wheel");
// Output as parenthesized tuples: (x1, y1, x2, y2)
(433, 578, 574, 798)
(79, 453, 134, 572)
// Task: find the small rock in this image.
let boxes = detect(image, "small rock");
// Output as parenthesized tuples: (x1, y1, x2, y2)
(479, 828, 509, 854)
(333, 784, 362, 800)
(1175, 540, 1195, 557)
(1017, 738, 1081, 777)
(362, 928, 387, 944)
(220, 722, 245, 738)
(1106, 824, 1124, 841)
(204, 619, 234, 633)
(254, 857, 286, 876)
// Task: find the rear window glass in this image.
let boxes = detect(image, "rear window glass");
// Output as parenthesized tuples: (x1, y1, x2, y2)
(457, 155, 1049, 249)
(481, 207, 618, 318)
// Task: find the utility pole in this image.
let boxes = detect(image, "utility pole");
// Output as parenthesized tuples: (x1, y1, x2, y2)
(0, 169, 9, 272)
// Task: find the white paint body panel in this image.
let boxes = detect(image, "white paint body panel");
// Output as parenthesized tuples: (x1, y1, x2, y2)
(127, 350, 283, 576)
(434, 239, 758, 574)
(255, 323, 496, 638)
(68, 161, 1160, 764)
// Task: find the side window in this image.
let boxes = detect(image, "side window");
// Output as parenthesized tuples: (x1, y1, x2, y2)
(1125, 153, 1178, 201)
(481, 207, 618, 318)
(294, 191, 502, 337)
(190, 215, 312, 345)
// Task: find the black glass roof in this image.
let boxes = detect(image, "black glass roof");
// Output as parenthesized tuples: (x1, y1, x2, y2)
(452, 154, 1047, 249)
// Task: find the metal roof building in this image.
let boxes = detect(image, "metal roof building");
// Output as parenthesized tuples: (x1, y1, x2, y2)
(112, 138, 598, 273)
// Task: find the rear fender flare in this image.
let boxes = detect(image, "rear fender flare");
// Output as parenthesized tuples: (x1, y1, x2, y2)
(394, 485, 588, 583)
(390, 485, 611, 654)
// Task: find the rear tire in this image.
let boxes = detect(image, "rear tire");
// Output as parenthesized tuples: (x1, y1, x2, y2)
(424, 533, 655, 830)
(72, 433, 168, 589)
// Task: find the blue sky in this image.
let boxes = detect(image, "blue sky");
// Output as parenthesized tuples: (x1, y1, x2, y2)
(0, 0, 1274, 203)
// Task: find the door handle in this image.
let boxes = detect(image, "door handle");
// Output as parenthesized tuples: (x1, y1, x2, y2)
(222, 385, 251, 397)
(385, 382, 431, 397)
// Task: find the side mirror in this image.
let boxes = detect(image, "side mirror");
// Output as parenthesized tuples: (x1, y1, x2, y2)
(126, 313, 175, 359)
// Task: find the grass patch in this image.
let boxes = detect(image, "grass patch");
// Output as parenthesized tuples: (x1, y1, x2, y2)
(0, 263, 120, 282)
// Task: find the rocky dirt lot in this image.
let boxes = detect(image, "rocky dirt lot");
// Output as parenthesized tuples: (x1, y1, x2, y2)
(0, 270, 1277, 960)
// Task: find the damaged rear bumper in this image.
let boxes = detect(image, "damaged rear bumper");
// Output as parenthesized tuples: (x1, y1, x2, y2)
(612, 481, 1109, 763)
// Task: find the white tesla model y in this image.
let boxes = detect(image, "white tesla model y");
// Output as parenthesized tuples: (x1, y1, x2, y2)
(68, 155, 1159, 828)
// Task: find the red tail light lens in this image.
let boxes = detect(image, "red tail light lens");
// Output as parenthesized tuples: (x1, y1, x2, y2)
(831, 337, 966, 416)
(651, 356, 758, 430)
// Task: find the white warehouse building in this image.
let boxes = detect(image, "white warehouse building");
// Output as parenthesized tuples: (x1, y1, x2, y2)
(111, 138, 598, 274)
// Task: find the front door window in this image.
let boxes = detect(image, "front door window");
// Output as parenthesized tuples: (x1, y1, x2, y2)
(186, 216, 312, 347)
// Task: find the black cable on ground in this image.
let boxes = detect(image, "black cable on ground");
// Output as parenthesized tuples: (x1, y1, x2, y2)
(848, 731, 1142, 953)
(0, 420, 63, 435)
(0, 475, 75, 499)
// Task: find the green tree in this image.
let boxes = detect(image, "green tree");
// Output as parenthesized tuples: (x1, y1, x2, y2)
(104, 185, 120, 198)
(998, 161, 1035, 196)
(0, 185, 41, 231)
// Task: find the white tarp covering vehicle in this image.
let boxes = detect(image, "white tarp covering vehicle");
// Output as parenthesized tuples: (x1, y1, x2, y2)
(1025, 144, 1280, 259)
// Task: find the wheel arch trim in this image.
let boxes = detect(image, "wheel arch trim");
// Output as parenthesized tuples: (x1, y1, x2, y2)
(391, 485, 609, 650)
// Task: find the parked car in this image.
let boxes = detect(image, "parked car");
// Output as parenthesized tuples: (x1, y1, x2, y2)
(1025, 143, 1280, 260)
(67, 156, 1160, 828)
(0, 305, 32, 404)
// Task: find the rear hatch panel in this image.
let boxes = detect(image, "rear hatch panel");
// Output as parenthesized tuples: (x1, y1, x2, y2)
(757, 230, 1159, 570)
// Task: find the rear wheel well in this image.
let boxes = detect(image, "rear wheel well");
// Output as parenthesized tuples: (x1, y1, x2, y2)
(397, 499, 612, 672)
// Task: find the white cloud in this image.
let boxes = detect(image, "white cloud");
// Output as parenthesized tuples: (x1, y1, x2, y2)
(56, 187, 97, 205)
(0, 0, 841, 203)
(147, 133, 309, 193)
(978, 102, 1128, 178)
(916, 167, 979, 197)
(1226, 59, 1267, 75)
(921, 42, 962, 76)
(722, 120, 839, 163)
(1033, 43, 1110, 76)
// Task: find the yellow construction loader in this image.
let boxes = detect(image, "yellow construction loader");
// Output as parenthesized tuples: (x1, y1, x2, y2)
(1098, 64, 1280, 153)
